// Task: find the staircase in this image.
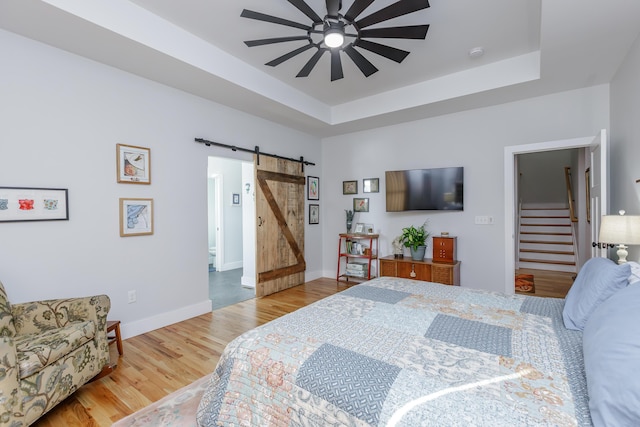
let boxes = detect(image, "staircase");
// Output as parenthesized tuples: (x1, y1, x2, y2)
(518, 205, 577, 273)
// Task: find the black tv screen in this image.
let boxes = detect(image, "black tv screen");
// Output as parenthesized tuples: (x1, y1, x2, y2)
(385, 167, 463, 211)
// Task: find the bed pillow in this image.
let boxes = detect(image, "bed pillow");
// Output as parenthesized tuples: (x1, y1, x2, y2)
(627, 261, 640, 284)
(562, 257, 630, 331)
(583, 282, 640, 426)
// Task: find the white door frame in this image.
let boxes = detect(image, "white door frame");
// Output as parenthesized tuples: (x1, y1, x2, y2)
(503, 132, 604, 294)
(211, 173, 224, 272)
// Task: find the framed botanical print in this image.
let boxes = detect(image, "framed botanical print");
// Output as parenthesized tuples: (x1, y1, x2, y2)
(353, 197, 369, 212)
(309, 204, 319, 224)
(343, 180, 357, 195)
(117, 144, 151, 184)
(307, 176, 319, 200)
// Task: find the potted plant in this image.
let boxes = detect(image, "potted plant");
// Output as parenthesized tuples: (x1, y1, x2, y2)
(400, 220, 430, 260)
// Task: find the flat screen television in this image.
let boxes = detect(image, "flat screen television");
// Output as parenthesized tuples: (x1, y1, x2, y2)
(385, 167, 464, 211)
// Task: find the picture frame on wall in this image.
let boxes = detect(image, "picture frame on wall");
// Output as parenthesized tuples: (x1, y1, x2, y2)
(343, 180, 358, 195)
(585, 168, 591, 223)
(117, 144, 151, 184)
(353, 197, 369, 212)
(307, 176, 319, 200)
(363, 178, 379, 193)
(0, 187, 69, 222)
(232, 193, 241, 206)
(119, 198, 153, 236)
(309, 204, 319, 224)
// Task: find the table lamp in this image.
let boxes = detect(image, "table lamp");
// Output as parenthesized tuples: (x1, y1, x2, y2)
(599, 210, 640, 264)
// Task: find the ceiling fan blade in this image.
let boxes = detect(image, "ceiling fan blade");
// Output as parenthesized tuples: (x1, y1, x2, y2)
(344, 45, 378, 77)
(297, 49, 326, 77)
(355, 39, 410, 63)
(331, 49, 344, 81)
(241, 9, 311, 31)
(288, 0, 323, 24)
(360, 25, 429, 40)
(326, 0, 341, 17)
(344, 0, 375, 21)
(265, 44, 315, 67)
(356, 0, 430, 29)
(245, 36, 310, 47)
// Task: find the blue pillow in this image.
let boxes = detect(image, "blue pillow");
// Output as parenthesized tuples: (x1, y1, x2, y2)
(562, 257, 630, 331)
(583, 282, 640, 426)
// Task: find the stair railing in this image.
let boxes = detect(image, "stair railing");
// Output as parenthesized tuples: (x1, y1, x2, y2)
(564, 167, 578, 223)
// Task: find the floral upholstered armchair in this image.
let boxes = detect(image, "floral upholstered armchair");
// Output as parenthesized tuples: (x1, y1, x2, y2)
(0, 280, 110, 426)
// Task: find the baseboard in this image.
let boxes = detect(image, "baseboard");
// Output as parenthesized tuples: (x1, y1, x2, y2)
(120, 299, 212, 340)
(218, 260, 243, 272)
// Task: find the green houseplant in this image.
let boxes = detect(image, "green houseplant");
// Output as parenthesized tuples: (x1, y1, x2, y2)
(401, 220, 430, 260)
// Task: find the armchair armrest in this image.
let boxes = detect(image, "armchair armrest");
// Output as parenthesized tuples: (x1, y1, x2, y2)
(11, 295, 111, 357)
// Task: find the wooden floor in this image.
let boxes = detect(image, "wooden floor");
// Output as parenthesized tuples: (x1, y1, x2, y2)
(35, 272, 573, 426)
(515, 268, 575, 298)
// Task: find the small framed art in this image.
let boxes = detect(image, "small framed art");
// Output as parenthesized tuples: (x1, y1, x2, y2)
(0, 187, 69, 222)
(353, 197, 369, 212)
(307, 176, 319, 200)
(309, 204, 319, 224)
(354, 222, 365, 233)
(232, 193, 241, 206)
(119, 198, 153, 236)
(117, 144, 151, 184)
(343, 180, 357, 195)
(363, 178, 379, 193)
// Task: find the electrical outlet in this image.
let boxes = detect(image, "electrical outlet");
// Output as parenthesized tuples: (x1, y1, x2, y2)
(128, 290, 137, 304)
(475, 216, 494, 225)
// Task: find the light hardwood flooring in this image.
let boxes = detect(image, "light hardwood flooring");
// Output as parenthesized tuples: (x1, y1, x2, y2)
(35, 272, 572, 426)
(515, 268, 575, 298)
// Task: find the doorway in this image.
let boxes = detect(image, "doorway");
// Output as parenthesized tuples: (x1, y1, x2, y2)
(207, 156, 256, 310)
(504, 130, 608, 295)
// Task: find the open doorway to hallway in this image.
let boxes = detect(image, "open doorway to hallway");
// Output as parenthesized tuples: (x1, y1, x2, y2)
(207, 156, 256, 310)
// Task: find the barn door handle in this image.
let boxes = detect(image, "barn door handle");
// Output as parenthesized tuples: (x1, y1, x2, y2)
(258, 216, 263, 226)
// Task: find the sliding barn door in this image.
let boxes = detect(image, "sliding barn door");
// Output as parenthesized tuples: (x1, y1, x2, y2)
(254, 155, 306, 297)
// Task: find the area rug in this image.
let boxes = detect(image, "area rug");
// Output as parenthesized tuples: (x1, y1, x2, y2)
(515, 274, 535, 293)
(111, 374, 211, 427)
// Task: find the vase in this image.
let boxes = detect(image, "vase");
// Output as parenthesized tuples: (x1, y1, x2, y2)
(346, 220, 352, 233)
(410, 245, 426, 261)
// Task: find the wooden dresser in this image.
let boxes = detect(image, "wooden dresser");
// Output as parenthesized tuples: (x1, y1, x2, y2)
(379, 256, 460, 286)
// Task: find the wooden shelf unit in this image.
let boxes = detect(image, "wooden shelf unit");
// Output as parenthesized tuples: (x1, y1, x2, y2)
(337, 233, 379, 283)
(379, 256, 460, 286)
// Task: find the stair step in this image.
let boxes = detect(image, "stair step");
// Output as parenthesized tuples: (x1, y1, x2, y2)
(520, 248, 574, 256)
(520, 239, 572, 245)
(518, 261, 577, 273)
(519, 257, 576, 266)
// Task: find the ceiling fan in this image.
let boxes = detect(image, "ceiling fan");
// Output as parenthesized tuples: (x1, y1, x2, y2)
(241, 0, 430, 81)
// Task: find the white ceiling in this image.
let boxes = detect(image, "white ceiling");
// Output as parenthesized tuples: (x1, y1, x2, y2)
(1, 0, 639, 137)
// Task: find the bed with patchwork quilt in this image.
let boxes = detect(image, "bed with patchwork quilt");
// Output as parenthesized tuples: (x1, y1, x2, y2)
(197, 262, 640, 427)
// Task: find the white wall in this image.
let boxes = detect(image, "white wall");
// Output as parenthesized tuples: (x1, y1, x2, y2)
(321, 85, 610, 292)
(0, 29, 322, 338)
(241, 161, 256, 288)
(611, 32, 640, 263)
(518, 149, 577, 205)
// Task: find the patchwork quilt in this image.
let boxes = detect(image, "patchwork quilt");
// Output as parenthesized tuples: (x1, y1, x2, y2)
(197, 277, 591, 426)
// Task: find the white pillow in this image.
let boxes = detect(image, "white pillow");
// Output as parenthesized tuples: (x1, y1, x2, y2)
(628, 261, 640, 285)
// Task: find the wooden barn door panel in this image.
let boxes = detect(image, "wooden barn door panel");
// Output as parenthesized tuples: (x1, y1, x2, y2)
(255, 155, 305, 297)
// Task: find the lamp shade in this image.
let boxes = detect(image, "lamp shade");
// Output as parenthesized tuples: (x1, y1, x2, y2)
(599, 214, 640, 244)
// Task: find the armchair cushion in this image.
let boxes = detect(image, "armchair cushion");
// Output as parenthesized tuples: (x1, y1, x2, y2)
(14, 320, 96, 379)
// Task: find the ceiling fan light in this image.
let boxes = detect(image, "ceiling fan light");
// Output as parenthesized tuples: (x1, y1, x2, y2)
(324, 29, 344, 48)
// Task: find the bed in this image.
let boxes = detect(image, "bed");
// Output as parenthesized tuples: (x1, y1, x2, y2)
(197, 258, 640, 426)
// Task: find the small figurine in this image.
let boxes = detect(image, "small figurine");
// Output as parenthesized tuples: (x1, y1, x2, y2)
(392, 236, 404, 258)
